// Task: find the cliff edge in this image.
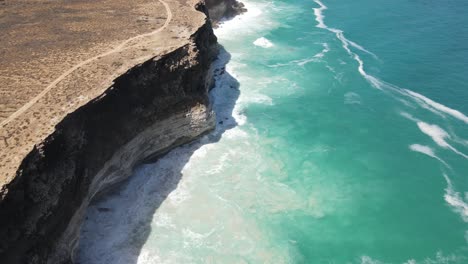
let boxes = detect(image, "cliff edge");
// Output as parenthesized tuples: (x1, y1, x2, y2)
(205, 0, 246, 25)
(0, 0, 241, 262)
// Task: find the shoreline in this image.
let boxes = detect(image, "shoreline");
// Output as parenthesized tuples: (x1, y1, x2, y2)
(77, 46, 241, 263)
(76, 3, 253, 263)
(0, 0, 245, 262)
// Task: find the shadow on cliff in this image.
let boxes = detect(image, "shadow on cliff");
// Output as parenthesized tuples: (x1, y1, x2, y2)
(75, 46, 240, 264)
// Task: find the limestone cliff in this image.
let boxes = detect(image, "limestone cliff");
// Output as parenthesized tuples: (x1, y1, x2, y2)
(0, 0, 233, 262)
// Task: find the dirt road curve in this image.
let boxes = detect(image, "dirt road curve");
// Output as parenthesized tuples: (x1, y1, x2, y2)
(0, 0, 172, 128)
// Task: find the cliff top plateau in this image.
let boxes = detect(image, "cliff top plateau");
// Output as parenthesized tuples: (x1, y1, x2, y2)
(0, 0, 209, 189)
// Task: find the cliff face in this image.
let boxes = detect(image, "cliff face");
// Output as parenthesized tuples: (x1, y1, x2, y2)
(205, 0, 247, 25)
(0, 3, 219, 263)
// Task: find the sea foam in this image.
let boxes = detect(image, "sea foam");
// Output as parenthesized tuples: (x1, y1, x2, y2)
(409, 144, 449, 167)
(216, 0, 277, 41)
(417, 122, 450, 148)
(443, 174, 468, 222)
(417, 122, 468, 159)
(409, 144, 436, 157)
(405, 89, 468, 124)
(266, 42, 328, 68)
(312, 0, 383, 91)
(253, 37, 274, 48)
(313, 43, 330, 58)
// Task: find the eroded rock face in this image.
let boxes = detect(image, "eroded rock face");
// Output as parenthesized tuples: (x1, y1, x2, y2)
(0, 6, 218, 264)
(205, 0, 247, 25)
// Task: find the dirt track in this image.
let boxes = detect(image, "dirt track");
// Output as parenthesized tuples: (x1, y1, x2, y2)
(0, 0, 173, 128)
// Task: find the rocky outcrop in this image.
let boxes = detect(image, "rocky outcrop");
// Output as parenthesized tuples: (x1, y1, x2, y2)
(0, 2, 220, 263)
(205, 0, 247, 25)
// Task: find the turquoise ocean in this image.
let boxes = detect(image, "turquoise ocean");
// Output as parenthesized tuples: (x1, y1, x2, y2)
(78, 0, 468, 263)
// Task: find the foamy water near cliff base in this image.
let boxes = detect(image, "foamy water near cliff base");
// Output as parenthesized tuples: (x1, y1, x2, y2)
(78, 0, 468, 263)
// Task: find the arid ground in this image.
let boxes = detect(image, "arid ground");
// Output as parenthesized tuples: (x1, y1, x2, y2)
(0, 0, 207, 186)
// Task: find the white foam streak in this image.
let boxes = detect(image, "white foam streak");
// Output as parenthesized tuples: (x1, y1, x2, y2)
(405, 89, 468, 124)
(348, 39, 379, 59)
(334, 29, 352, 54)
(402, 112, 468, 159)
(354, 54, 383, 90)
(266, 42, 329, 68)
(297, 57, 319, 66)
(417, 122, 450, 148)
(409, 144, 449, 167)
(400, 112, 420, 122)
(443, 174, 468, 222)
(449, 146, 468, 159)
(417, 122, 468, 159)
(312, 0, 327, 29)
(267, 43, 329, 69)
(360, 256, 383, 264)
(410, 144, 435, 157)
(313, 43, 330, 58)
(267, 57, 319, 68)
(313, 0, 382, 91)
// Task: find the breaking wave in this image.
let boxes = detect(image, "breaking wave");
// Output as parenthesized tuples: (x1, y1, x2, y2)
(253, 37, 274, 48)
